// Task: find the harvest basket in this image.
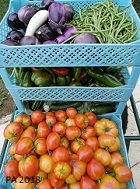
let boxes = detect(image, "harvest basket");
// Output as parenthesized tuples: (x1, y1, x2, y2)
(0, 110, 136, 189)
(0, 0, 140, 67)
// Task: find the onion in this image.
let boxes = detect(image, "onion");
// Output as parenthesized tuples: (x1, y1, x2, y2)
(63, 3, 75, 22)
(1, 39, 19, 46)
(7, 13, 25, 30)
(74, 33, 98, 43)
(20, 36, 41, 45)
(41, 0, 54, 9)
(6, 30, 24, 42)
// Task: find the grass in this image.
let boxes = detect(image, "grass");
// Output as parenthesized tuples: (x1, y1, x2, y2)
(0, 0, 9, 21)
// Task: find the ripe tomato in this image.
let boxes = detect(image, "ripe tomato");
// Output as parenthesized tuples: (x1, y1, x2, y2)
(4, 122, 24, 142)
(19, 155, 39, 177)
(54, 161, 71, 179)
(98, 134, 119, 152)
(35, 169, 47, 182)
(94, 118, 118, 137)
(74, 113, 89, 128)
(65, 174, 77, 184)
(86, 136, 99, 151)
(15, 137, 33, 155)
(80, 176, 98, 189)
(34, 138, 47, 155)
(20, 126, 37, 140)
(14, 176, 35, 189)
(46, 111, 55, 117)
(107, 152, 124, 171)
(87, 158, 105, 180)
(46, 132, 61, 150)
(31, 110, 46, 125)
(66, 107, 77, 118)
(81, 126, 96, 140)
(37, 179, 53, 189)
(52, 146, 69, 162)
(60, 185, 69, 189)
(37, 121, 52, 138)
(46, 114, 56, 127)
(65, 118, 76, 127)
(93, 148, 111, 166)
(77, 145, 93, 162)
(55, 110, 67, 122)
(69, 182, 80, 189)
(50, 173, 64, 188)
(119, 182, 127, 189)
(39, 154, 55, 173)
(8, 142, 17, 155)
(71, 138, 85, 154)
(4, 159, 20, 179)
(52, 122, 66, 136)
(60, 137, 69, 148)
(66, 126, 81, 140)
(71, 160, 87, 180)
(84, 112, 97, 126)
(14, 154, 24, 161)
(98, 174, 120, 189)
(14, 113, 32, 128)
(113, 164, 133, 183)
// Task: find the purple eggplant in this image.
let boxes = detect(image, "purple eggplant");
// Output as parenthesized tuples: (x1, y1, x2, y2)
(7, 13, 25, 30)
(48, 2, 66, 34)
(56, 26, 77, 43)
(18, 4, 40, 24)
(35, 24, 57, 42)
(6, 30, 24, 42)
(63, 3, 74, 22)
(41, 0, 54, 9)
(20, 36, 41, 45)
(1, 39, 19, 46)
(43, 40, 57, 44)
(74, 33, 98, 43)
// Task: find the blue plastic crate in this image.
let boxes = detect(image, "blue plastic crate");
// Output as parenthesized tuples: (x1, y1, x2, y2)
(0, 110, 136, 188)
(0, 0, 140, 67)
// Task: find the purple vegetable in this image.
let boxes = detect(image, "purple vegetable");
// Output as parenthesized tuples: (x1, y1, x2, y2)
(7, 13, 25, 30)
(1, 39, 19, 46)
(41, 0, 54, 9)
(43, 40, 57, 44)
(63, 3, 74, 22)
(18, 4, 40, 24)
(6, 30, 24, 42)
(35, 24, 57, 42)
(20, 36, 41, 45)
(74, 33, 98, 44)
(48, 2, 66, 34)
(56, 26, 77, 43)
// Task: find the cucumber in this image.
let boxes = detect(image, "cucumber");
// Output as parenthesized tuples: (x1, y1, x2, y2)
(90, 105, 115, 114)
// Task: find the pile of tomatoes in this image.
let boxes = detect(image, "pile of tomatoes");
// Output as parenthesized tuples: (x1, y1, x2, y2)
(3, 108, 132, 189)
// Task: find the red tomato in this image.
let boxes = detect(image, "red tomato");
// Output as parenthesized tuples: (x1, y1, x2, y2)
(14, 176, 35, 189)
(66, 107, 77, 118)
(80, 176, 98, 189)
(39, 154, 55, 173)
(74, 114, 89, 128)
(66, 126, 81, 140)
(84, 112, 97, 126)
(113, 164, 133, 183)
(14, 113, 32, 128)
(71, 160, 87, 181)
(86, 136, 99, 151)
(14, 154, 24, 161)
(46, 132, 61, 150)
(71, 138, 85, 154)
(93, 148, 111, 166)
(65, 118, 76, 127)
(35, 169, 47, 182)
(65, 174, 77, 184)
(19, 155, 39, 177)
(98, 174, 120, 189)
(60, 137, 69, 148)
(8, 142, 17, 155)
(60, 185, 69, 189)
(37, 121, 52, 138)
(34, 138, 47, 155)
(69, 154, 78, 165)
(81, 126, 96, 140)
(4, 122, 24, 142)
(69, 182, 80, 189)
(107, 152, 124, 171)
(52, 68, 69, 76)
(20, 126, 37, 140)
(4, 159, 20, 179)
(50, 173, 64, 188)
(37, 179, 53, 189)
(52, 122, 66, 136)
(31, 110, 46, 125)
(46, 111, 55, 116)
(15, 137, 33, 155)
(55, 110, 67, 122)
(54, 161, 71, 179)
(46, 114, 56, 127)
(77, 145, 93, 162)
(87, 158, 105, 180)
(52, 146, 69, 162)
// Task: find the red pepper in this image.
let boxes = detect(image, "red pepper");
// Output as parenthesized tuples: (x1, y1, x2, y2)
(52, 68, 69, 76)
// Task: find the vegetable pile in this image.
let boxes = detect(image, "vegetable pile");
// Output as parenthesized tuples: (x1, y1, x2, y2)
(1, 0, 138, 45)
(3, 109, 132, 189)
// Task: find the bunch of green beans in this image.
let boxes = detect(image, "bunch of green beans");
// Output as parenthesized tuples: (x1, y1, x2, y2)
(69, 0, 138, 43)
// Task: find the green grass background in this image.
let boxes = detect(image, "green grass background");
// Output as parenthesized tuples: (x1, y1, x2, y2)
(0, 0, 9, 20)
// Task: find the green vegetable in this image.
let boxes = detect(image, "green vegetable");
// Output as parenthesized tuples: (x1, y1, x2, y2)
(105, 66, 123, 73)
(90, 105, 115, 114)
(56, 76, 67, 86)
(31, 69, 53, 86)
(73, 67, 82, 80)
(70, 81, 82, 86)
